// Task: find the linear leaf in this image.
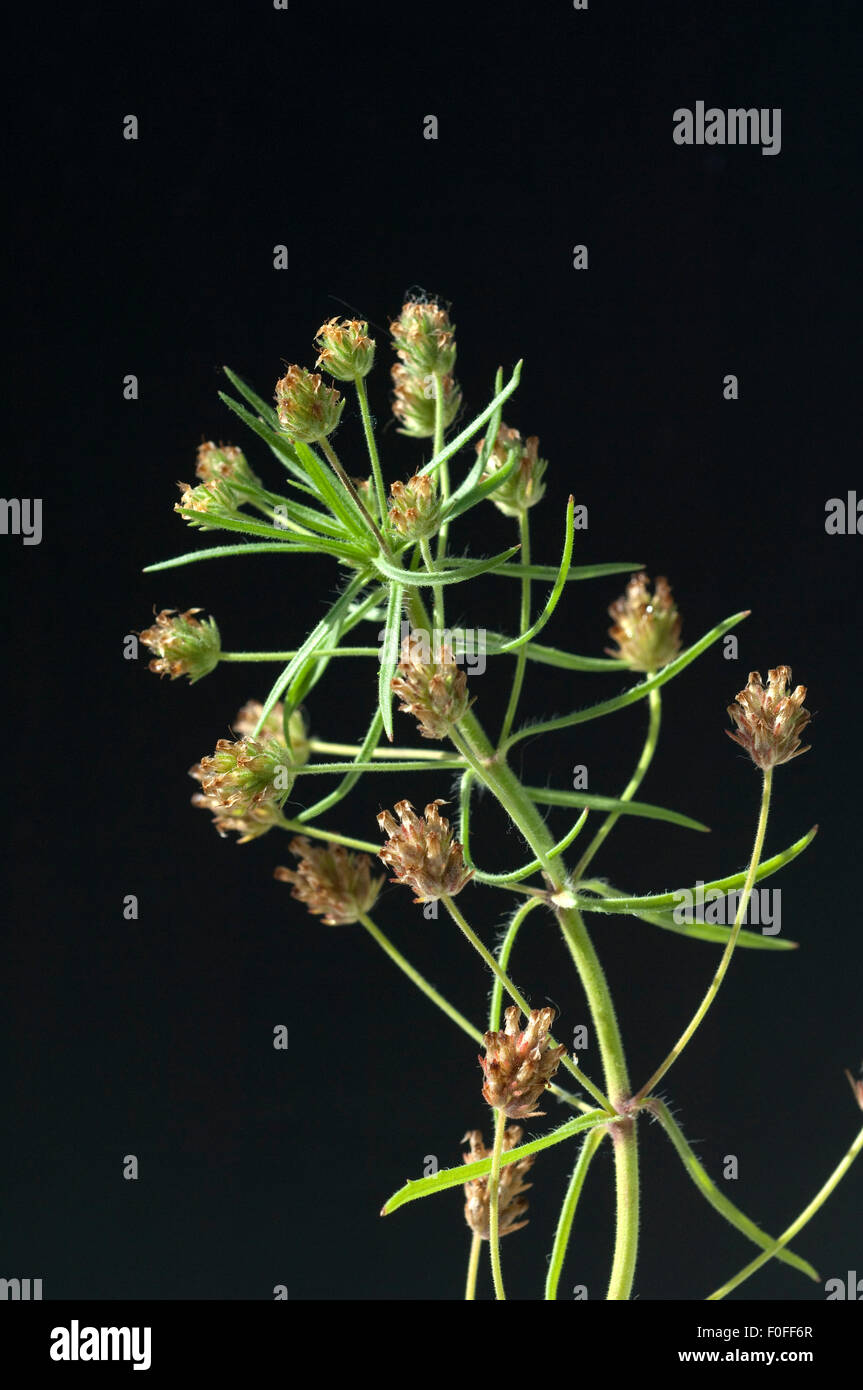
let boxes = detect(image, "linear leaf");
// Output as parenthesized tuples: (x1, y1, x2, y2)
(222, 365, 281, 429)
(527, 787, 709, 832)
(505, 609, 750, 750)
(378, 582, 403, 741)
(577, 826, 818, 913)
(144, 540, 368, 572)
(374, 546, 519, 588)
(381, 1110, 615, 1216)
(444, 559, 643, 582)
(494, 498, 574, 652)
(418, 360, 522, 482)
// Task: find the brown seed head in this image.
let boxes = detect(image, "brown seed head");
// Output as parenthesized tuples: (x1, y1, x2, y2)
(606, 572, 682, 672)
(391, 631, 472, 739)
(462, 1126, 535, 1240)
(479, 1005, 567, 1118)
(191, 790, 284, 844)
(138, 608, 221, 683)
(726, 667, 811, 771)
(275, 837, 382, 926)
(376, 799, 474, 902)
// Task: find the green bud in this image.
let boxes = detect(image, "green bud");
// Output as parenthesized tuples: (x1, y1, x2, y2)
(314, 318, 376, 381)
(274, 365, 344, 443)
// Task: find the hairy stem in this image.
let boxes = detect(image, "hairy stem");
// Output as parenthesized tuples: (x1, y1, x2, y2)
(465, 1232, 482, 1301)
(632, 767, 773, 1105)
(488, 1107, 507, 1300)
(572, 682, 661, 882)
(354, 373, 388, 525)
(358, 913, 482, 1044)
(545, 1126, 607, 1300)
(499, 510, 531, 743)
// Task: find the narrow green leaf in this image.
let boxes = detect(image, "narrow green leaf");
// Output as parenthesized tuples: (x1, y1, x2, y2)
(418, 360, 523, 482)
(577, 826, 818, 913)
(378, 582, 403, 741)
(444, 559, 643, 582)
(222, 365, 281, 429)
(505, 609, 750, 750)
(527, 787, 708, 832)
(493, 498, 574, 652)
(577, 881, 797, 951)
(439, 424, 525, 524)
(374, 546, 520, 588)
(297, 707, 386, 823)
(174, 507, 310, 545)
(650, 1101, 819, 1281)
(252, 575, 367, 736)
(144, 540, 368, 572)
(443, 366, 504, 505)
(381, 1110, 615, 1216)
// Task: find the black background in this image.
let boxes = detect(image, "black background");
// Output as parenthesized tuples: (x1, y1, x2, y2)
(3, 0, 861, 1303)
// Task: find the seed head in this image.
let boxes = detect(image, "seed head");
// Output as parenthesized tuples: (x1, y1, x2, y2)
(138, 608, 221, 683)
(274, 837, 382, 925)
(479, 1006, 567, 1119)
(376, 799, 474, 902)
(391, 631, 471, 739)
(390, 300, 457, 376)
(478, 424, 548, 517)
(190, 735, 298, 816)
(195, 441, 260, 489)
(274, 364, 344, 443)
(387, 472, 442, 541)
(314, 317, 375, 381)
(462, 1127, 535, 1240)
(726, 668, 811, 771)
(191, 791, 285, 844)
(606, 572, 682, 673)
(175, 477, 240, 529)
(390, 363, 461, 438)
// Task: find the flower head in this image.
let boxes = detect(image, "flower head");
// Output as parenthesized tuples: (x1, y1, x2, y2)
(191, 791, 285, 844)
(462, 1127, 535, 1239)
(175, 477, 240, 529)
(275, 364, 344, 442)
(390, 300, 457, 376)
(189, 735, 297, 816)
(387, 472, 441, 541)
(479, 1006, 567, 1118)
(726, 667, 811, 771)
(376, 799, 473, 902)
(606, 572, 682, 673)
(195, 441, 260, 489)
(314, 317, 375, 381)
(478, 424, 548, 517)
(274, 837, 382, 925)
(391, 631, 471, 739)
(138, 608, 221, 683)
(390, 362, 461, 438)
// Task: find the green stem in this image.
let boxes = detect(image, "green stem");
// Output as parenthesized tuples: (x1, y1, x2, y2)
(441, 894, 611, 1112)
(487, 898, 545, 1033)
(488, 1107, 507, 1300)
(320, 437, 390, 553)
(499, 510, 531, 744)
(607, 1118, 640, 1300)
(354, 373, 388, 525)
(708, 1122, 863, 1300)
(572, 682, 661, 882)
(648, 1100, 819, 1282)
(545, 1127, 607, 1300)
(308, 740, 452, 760)
(357, 913, 482, 1044)
(275, 816, 379, 854)
(433, 371, 448, 631)
(465, 1232, 482, 1301)
(632, 767, 773, 1105)
(221, 648, 381, 661)
(404, 584, 636, 1289)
